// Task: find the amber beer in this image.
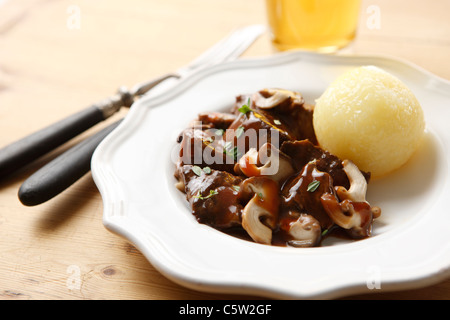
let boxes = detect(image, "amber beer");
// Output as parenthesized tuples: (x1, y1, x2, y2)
(266, 0, 361, 52)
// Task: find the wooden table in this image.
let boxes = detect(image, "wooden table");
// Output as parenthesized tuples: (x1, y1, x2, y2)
(0, 0, 449, 300)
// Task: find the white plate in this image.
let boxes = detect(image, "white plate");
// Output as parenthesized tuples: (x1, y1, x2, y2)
(91, 51, 450, 299)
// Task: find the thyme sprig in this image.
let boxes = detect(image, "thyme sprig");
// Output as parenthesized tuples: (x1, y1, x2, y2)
(193, 189, 218, 200)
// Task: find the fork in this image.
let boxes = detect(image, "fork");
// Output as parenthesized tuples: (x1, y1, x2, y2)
(15, 24, 266, 206)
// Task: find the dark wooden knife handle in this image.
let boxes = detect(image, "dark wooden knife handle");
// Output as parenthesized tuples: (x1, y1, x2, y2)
(18, 120, 122, 206)
(0, 105, 105, 179)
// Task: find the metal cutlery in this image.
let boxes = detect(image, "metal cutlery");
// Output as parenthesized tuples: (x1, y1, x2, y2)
(14, 24, 265, 206)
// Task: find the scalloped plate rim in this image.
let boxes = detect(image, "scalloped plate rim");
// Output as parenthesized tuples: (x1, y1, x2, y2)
(92, 50, 450, 299)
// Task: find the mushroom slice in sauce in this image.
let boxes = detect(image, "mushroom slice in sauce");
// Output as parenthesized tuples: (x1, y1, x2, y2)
(321, 160, 381, 239)
(278, 211, 322, 248)
(239, 177, 280, 245)
(254, 88, 304, 109)
(234, 143, 295, 184)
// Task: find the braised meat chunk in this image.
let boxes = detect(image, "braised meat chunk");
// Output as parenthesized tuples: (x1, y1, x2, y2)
(175, 165, 243, 229)
(174, 88, 380, 247)
(198, 111, 237, 130)
(228, 89, 317, 152)
(281, 161, 336, 231)
(280, 139, 371, 189)
(177, 125, 236, 174)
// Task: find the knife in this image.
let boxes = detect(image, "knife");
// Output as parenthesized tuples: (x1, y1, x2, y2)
(18, 120, 123, 206)
(17, 24, 265, 206)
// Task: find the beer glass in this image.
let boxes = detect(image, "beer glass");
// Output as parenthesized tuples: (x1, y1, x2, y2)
(266, 0, 361, 52)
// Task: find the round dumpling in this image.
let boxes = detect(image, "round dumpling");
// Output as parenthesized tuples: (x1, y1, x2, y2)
(313, 66, 425, 178)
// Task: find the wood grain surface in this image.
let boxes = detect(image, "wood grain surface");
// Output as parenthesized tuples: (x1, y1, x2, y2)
(0, 0, 449, 300)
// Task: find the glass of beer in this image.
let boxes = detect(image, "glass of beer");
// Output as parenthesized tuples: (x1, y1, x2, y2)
(266, 0, 361, 52)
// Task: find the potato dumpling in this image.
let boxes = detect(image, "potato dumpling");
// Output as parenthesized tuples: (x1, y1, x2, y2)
(313, 66, 425, 178)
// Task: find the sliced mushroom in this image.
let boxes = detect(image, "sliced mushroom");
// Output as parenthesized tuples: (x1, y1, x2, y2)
(254, 88, 303, 109)
(320, 160, 381, 238)
(321, 193, 372, 236)
(335, 160, 381, 218)
(335, 160, 367, 202)
(234, 143, 295, 183)
(283, 212, 322, 248)
(240, 177, 280, 245)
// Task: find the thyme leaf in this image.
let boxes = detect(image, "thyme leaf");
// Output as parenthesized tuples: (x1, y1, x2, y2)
(192, 165, 203, 176)
(238, 98, 251, 114)
(307, 180, 320, 192)
(202, 166, 211, 174)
